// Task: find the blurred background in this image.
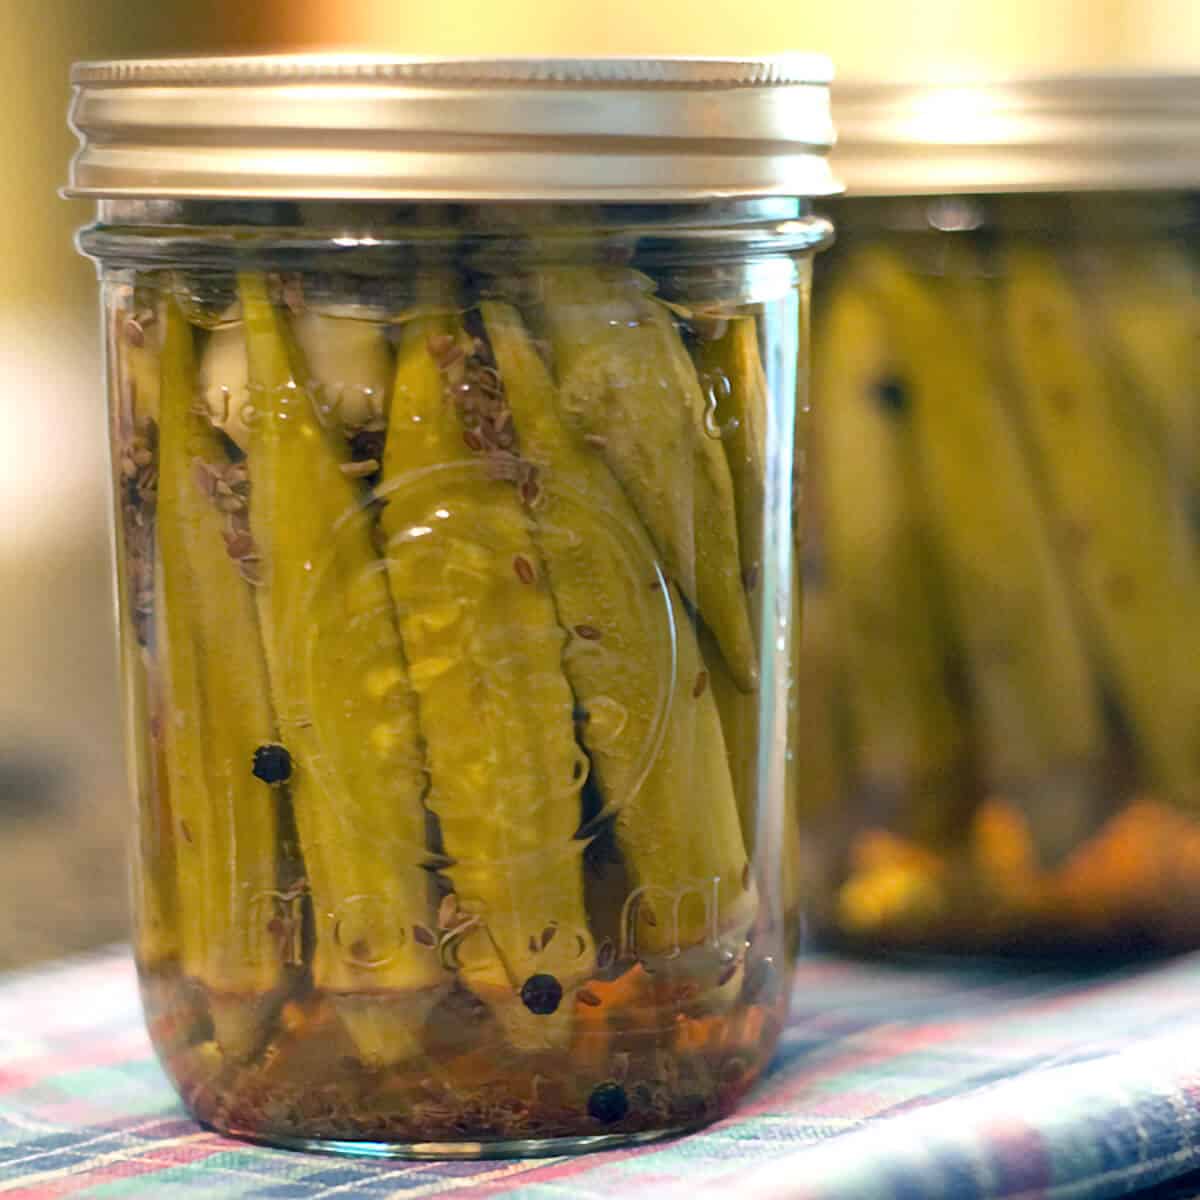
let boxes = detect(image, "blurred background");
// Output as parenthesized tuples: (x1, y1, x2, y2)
(3, 0, 1197, 970)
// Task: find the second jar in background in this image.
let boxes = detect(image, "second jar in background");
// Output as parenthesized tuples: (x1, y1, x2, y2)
(806, 76, 1200, 954)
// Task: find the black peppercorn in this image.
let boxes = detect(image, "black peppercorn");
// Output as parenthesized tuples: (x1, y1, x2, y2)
(587, 1081, 629, 1124)
(252, 743, 292, 785)
(874, 375, 909, 415)
(519, 972, 563, 1015)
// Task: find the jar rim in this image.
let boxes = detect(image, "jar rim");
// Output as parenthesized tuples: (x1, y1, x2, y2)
(66, 53, 841, 203)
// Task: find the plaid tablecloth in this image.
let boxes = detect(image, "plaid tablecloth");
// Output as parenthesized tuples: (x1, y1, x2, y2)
(2, 947, 1200, 1199)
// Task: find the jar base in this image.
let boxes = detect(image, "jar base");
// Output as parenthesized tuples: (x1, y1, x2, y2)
(207, 1120, 703, 1160)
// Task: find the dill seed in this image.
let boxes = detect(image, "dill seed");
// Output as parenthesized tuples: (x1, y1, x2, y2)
(252, 743, 292, 785)
(513, 555, 535, 585)
(223, 531, 255, 560)
(339, 458, 379, 478)
(462, 430, 484, 452)
(641, 905, 658, 928)
(587, 1082, 628, 1124)
(412, 924, 436, 947)
(427, 333, 455, 360)
(519, 973, 563, 1016)
(577, 988, 601, 1008)
(437, 894, 459, 929)
(693, 671, 708, 698)
(583, 434, 608, 450)
(574, 624, 602, 641)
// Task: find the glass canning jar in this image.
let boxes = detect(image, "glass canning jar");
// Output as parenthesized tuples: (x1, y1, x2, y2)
(67, 55, 838, 1156)
(804, 75, 1200, 956)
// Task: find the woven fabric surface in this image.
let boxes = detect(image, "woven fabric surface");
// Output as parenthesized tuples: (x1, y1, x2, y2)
(1, 947, 1200, 1199)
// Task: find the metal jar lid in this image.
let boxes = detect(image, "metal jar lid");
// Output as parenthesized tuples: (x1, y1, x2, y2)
(66, 54, 839, 203)
(831, 73, 1200, 196)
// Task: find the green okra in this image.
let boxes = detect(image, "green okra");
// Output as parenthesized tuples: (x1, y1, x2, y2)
(534, 266, 758, 692)
(482, 300, 756, 997)
(156, 295, 282, 1058)
(237, 274, 445, 1066)
(856, 244, 1104, 864)
(1000, 245, 1200, 812)
(810, 277, 968, 846)
(1084, 241, 1200, 509)
(692, 314, 806, 914)
(379, 310, 593, 1051)
(114, 299, 176, 970)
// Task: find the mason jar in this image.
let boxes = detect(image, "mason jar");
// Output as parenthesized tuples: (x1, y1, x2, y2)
(805, 76, 1200, 955)
(67, 55, 837, 1156)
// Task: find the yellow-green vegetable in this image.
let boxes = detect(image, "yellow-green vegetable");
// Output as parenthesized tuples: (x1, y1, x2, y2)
(1001, 245, 1200, 812)
(856, 245, 1104, 864)
(156, 296, 282, 1058)
(482, 300, 755, 995)
(811, 278, 967, 845)
(115, 301, 175, 970)
(692, 315, 807, 911)
(380, 311, 592, 1050)
(1085, 241, 1200, 504)
(535, 266, 757, 692)
(238, 274, 444, 1066)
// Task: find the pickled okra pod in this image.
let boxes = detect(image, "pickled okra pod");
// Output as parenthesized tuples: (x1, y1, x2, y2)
(155, 295, 284, 1058)
(381, 309, 593, 1051)
(1084, 242, 1200, 506)
(481, 300, 756, 997)
(114, 294, 177, 971)
(1000, 246, 1200, 813)
(237, 274, 445, 1066)
(690, 314, 806, 918)
(533, 266, 758, 692)
(855, 245, 1104, 865)
(809, 276, 968, 847)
